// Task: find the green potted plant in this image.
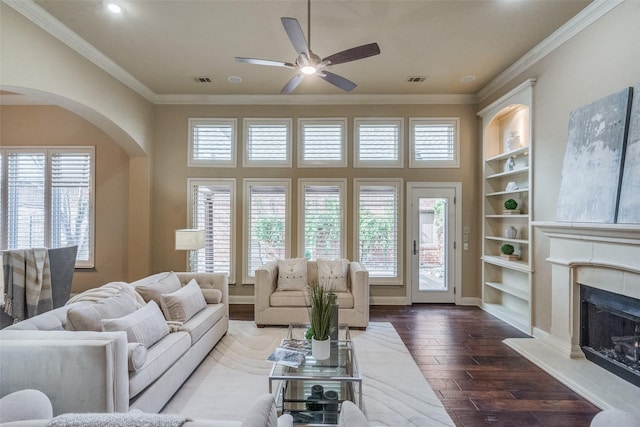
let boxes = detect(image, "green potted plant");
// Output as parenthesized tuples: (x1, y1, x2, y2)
(306, 283, 334, 360)
(503, 198, 520, 215)
(500, 243, 519, 260)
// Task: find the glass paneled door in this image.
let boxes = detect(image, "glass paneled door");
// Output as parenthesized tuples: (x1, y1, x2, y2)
(408, 185, 457, 303)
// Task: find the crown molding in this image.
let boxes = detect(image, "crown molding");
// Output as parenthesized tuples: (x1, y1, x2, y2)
(3, 0, 156, 102)
(477, 0, 624, 102)
(154, 93, 479, 106)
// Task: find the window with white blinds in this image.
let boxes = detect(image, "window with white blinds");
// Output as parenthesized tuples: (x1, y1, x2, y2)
(188, 118, 237, 167)
(244, 180, 290, 282)
(244, 119, 292, 167)
(409, 118, 460, 168)
(355, 179, 402, 283)
(299, 180, 346, 260)
(354, 118, 404, 168)
(189, 179, 235, 282)
(1, 148, 95, 268)
(298, 119, 347, 167)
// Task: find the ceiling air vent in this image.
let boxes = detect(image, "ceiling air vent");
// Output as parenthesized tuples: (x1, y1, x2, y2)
(407, 76, 427, 83)
(193, 77, 212, 83)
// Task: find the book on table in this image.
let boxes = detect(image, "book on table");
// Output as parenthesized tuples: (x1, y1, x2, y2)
(267, 346, 306, 368)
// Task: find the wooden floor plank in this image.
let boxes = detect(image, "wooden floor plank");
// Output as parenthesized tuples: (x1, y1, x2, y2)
(229, 303, 601, 426)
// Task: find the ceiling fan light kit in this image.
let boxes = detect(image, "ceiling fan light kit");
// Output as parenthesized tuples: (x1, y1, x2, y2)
(235, 0, 380, 94)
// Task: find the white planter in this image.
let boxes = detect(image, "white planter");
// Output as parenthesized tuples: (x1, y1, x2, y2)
(312, 337, 330, 360)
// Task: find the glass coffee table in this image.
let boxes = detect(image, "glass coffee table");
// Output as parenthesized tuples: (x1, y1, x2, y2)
(268, 323, 362, 426)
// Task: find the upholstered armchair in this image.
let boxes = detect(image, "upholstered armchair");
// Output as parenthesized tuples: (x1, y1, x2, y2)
(254, 259, 369, 328)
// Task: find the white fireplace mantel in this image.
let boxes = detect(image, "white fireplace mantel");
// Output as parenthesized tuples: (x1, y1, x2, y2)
(503, 221, 640, 415)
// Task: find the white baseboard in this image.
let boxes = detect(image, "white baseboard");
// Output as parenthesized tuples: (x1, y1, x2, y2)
(229, 295, 480, 306)
(229, 295, 255, 305)
(370, 296, 410, 305)
(458, 296, 481, 306)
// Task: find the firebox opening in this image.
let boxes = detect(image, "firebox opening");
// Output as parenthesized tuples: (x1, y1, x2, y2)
(580, 285, 640, 388)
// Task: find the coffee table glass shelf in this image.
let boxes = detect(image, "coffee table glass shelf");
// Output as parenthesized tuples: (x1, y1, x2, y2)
(268, 323, 362, 426)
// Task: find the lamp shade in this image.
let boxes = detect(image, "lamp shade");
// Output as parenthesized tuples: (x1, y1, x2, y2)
(175, 229, 206, 250)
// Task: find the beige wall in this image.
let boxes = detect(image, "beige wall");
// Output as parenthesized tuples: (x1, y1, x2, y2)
(152, 103, 481, 300)
(479, 1, 640, 332)
(0, 106, 130, 293)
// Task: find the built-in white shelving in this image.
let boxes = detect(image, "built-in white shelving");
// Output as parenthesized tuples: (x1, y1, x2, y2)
(478, 78, 536, 335)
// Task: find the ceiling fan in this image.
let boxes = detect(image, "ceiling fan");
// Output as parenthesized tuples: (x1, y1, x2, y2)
(235, 0, 380, 94)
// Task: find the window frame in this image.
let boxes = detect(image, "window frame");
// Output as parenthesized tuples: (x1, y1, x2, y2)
(243, 118, 292, 168)
(297, 118, 348, 168)
(187, 178, 236, 283)
(409, 117, 460, 168)
(354, 117, 404, 168)
(1, 146, 95, 269)
(297, 178, 347, 260)
(353, 178, 403, 286)
(242, 178, 291, 284)
(188, 118, 237, 168)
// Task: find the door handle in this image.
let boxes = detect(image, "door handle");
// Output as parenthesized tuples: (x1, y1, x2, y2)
(413, 240, 417, 255)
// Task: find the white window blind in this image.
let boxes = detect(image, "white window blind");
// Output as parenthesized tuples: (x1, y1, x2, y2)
(410, 118, 459, 168)
(190, 180, 234, 280)
(357, 184, 399, 278)
(355, 118, 404, 167)
(299, 119, 346, 167)
(244, 119, 291, 167)
(51, 152, 93, 262)
(247, 184, 288, 278)
(188, 119, 236, 167)
(301, 182, 345, 260)
(2, 148, 95, 267)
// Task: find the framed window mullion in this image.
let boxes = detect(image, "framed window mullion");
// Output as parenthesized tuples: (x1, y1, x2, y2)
(188, 118, 237, 167)
(298, 118, 347, 167)
(354, 118, 404, 168)
(243, 118, 292, 167)
(409, 117, 460, 168)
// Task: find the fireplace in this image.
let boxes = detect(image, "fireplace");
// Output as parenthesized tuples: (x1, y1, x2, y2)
(580, 285, 640, 387)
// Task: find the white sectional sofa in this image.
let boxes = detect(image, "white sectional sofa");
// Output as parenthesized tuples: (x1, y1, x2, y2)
(0, 272, 229, 416)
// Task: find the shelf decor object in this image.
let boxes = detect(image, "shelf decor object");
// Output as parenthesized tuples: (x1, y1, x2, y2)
(478, 78, 535, 335)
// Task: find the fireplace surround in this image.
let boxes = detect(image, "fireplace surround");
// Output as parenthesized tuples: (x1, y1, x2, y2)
(504, 221, 640, 416)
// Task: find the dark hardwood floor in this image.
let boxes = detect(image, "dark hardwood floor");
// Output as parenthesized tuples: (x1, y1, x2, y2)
(229, 304, 600, 426)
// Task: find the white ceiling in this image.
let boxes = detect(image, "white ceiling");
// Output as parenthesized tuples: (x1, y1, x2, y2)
(11, 0, 592, 100)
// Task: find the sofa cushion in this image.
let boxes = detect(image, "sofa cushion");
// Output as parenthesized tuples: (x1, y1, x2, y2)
(135, 272, 182, 306)
(339, 401, 368, 427)
(201, 288, 223, 304)
(127, 342, 147, 371)
(317, 259, 349, 291)
(277, 258, 308, 291)
(101, 301, 170, 348)
(240, 393, 278, 427)
(128, 331, 191, 398)
(270, 290, 354, 309)
(160, 279, 207, 323)
(67, 292, 138, 331)
(179, 303, 226, 344)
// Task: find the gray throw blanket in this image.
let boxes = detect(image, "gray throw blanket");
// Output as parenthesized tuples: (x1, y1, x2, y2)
(46, 413, 191, 427)
(1, 248, 52, 323)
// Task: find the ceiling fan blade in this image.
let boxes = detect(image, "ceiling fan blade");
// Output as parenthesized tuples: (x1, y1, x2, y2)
(235, 57, 295, 68)
(322, 43, 381, 66)
(319, 71, 357, 92)
(281, 17, 310, 56)
(281, 74, 305, 94)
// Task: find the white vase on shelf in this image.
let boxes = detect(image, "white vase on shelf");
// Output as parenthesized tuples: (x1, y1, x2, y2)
(504, 131, 520, 152)
(504, 226, 518, 239)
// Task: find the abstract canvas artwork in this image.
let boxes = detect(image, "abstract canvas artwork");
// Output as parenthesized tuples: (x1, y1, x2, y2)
(617, 83, 640, 224)
(556, 87, 632, 223)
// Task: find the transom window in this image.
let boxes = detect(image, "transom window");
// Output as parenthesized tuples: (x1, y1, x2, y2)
(244, 179, 290, 283)
(298, 118, 347, 167)
(0, 147, 95, 268)
(354, 179, 402, 284)
(243, 118, 292, 167)
(188, 118, 237, 167)
(298, 179, 346, 260)
(409, 118, 460, 168)
(189, 179, 235, 282)
(354, 118, 404, 168)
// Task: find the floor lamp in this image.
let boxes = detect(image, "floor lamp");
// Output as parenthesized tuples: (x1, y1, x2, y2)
(175, 229, 205, 272)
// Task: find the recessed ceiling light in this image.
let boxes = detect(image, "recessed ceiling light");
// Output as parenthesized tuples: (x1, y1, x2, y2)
(105, 1, 122, 14)
(460, 75, 476, 83)
(228, 76, 242, 84)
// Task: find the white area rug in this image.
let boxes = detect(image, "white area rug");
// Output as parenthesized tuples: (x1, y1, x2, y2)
(162, 321, 454, 426)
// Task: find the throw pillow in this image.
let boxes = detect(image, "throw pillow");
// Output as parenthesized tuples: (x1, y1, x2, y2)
(317, 258, 349, 292)
(127, 342, 147, 371)
(67, 291, 138, 331)
(201, 288, 222, 304)
(135, 272, 182, 306)
(339, 401, 368, 427)
(240, 394, 278, 427)
(160, 279, 207, 323)
(101, 301, 169, 348)
(277, 258, 308, 291)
